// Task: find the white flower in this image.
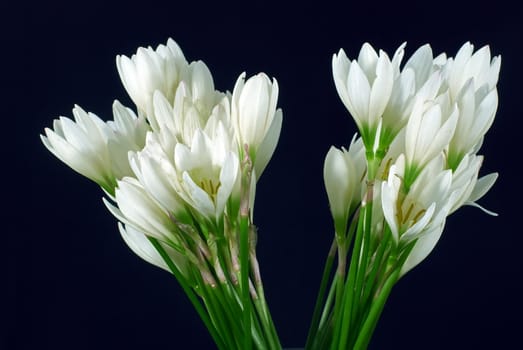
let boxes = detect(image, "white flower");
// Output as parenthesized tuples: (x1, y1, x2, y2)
(41, 101, 149, 191)
(449, 154, 498, 215)
(118, 222, 188, 276)
(128, 133, 191, 224)
(444, 42, 501, 101)
(180, 61, 224, 118)
(465, 172, 498, 215)
(447, 79, 498, 168)
(173, 127, 240, 222)
(151, 88, 233, 159)
(116, 38, 188, 120)
(404, 98, 458, 185)
(324, 135, 366, 235)
(324, 147, 356, 235)
(106, 177, 178, 242)
(381, 154, 455, 275)
(332, 43, 393, 144)
(382, 44, 444, 144)
(231, 72, 282, 176)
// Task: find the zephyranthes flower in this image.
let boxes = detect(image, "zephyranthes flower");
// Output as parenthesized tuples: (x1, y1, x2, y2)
(41, 36, 500, 350)
(41, 101, 149, 192)
(311, 41, 500, 350)
(42, 37, 284, 350)
(231, 72, 283, 177)
(332, 44, 393, 149)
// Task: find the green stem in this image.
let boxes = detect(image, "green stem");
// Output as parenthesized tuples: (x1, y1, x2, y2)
(148, 237, 227, 350)
(201, 284, 240, 349)
(313, 274, 337, 350)
(353, 268, 400, 350)
(334, 208, 365, 350)
(305, 239, 337, 350)
(349, 196, 373, 332)
(253, 295, 280, 350)
(358, 228, 391, 322)
(329, 257, 347, 350)
(240, 216, 252, 349)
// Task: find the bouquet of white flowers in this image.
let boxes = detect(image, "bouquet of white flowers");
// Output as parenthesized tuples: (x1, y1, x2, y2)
(42, 38, 499, 349)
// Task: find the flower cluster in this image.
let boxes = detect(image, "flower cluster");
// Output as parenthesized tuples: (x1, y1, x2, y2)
(328, 41, 499, 274)
(41, 37, 500, 350)
(311, 42, 499, 349)
(42, 38, 282, 350)
(42, 38, 281, 270)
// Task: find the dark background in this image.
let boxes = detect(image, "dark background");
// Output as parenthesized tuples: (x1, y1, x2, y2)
(3, 0, 522, 349)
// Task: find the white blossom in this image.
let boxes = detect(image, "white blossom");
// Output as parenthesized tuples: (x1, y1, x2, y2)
(332, 44, 393, 143)
(41, 101, 148, 191)
(173, 127, 240, 222)
(231, 73, 282, 176)
(404, 98, 457, 183)
(116, 38, 188, 120)
(118, 223, 188, 276)
(381, 155, 455, 275)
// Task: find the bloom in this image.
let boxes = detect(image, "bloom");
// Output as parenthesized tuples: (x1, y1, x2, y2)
(231, 72, 283, 176)
(324, 146, 356, 236)
(331, 41, 500, 276)
(381, 155, 455, 274)
(118, 223, 188, 276)
(41, 101, 149, 192)
(116, 38, 188, 118)
(444, 46, 500, 168)
(332, 44, 393, 146)
(173, 127, 240, 223)
(404, 97, 458, 185)
(106, 177, 179, 242)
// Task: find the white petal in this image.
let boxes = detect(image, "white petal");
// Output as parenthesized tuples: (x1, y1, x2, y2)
(468, 172, 498, 203)
(347, 62, 371, 126)
(465, 201, 498, 216)
(381, 179, 399, 242)
(404, 44, 433, 88)
(115, 178, 173, 240)
(254, 109, 282, 178)
(369, 52, 393, 123)
(181, 171, 215, 218)
(332, 50, 352, 113)
(357, 43, 378, 78)
(401, 203, 436, 243)
(324, 146, 354, 224)
(401, 223, 445, 276)
(119, 223, 170, 271)
(216, 152, 239, 217)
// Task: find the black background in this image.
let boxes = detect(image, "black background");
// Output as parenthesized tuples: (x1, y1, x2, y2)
(3, 0, 522, 349)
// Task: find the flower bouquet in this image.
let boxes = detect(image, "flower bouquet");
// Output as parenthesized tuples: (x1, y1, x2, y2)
(41, 38, 499, 349)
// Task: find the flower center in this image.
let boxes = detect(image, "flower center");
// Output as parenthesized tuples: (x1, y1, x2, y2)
(198, 178, 221, 202)
(397, 201, 426, 232)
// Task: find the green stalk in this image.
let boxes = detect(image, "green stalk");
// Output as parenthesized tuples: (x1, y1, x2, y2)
(333, 209, 365, 350)
(315, 312, 334, 350)
(349, 197, 373, 331)
(346, 227, 391, 348)
(148, 237, 227, 350)
(358, 228, 391, 322)
(201, 284, 240, 349)
(250, 313, 268, 350)
(329, 252, 347, 350)
(305, 239, 337, 350)
(309, 273, 339, 349)
(253, 294, 280, 349)
(239, 215, 252, 349)
(216, 283, 250, 349)
(353, 268, 400, 350)
(261, 297, 281, 349)
(318, 274, 338, 334)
